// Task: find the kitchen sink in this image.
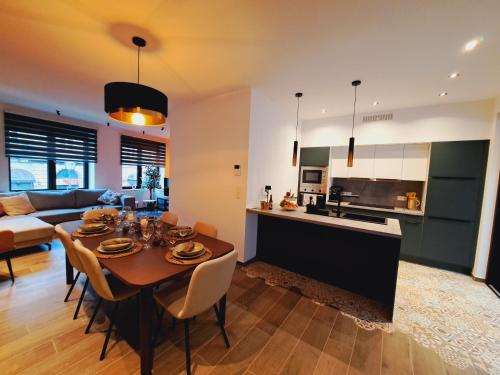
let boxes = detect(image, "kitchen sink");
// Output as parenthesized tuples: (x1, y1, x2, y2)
(341, 212, 387, 225)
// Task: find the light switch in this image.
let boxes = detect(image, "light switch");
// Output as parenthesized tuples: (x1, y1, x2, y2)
(233, 164, 241, 176)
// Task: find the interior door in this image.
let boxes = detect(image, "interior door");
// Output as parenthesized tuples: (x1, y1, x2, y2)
(486, 174, 500, 297)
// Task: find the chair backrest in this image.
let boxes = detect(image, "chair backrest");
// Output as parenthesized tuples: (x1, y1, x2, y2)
(193, 221, 218, 238)
(54, 224, 84, 273)
(73, 240, 114, 301)
(160, 211, 178, 226)
(178, 250, 237, 319)
(0, 230, 15, 253)
(82, 208, 118, 223)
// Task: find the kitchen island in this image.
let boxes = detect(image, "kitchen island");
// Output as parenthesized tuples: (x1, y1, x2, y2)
(247, 207, 402, 320)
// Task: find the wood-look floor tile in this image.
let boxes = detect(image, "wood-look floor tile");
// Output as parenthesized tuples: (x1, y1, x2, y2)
(256, 289, 301, 335)
(314, 313, 357, 375)
(348, 327, 382, 375)
(381, 330, 412, 375)
(411, 338, 446, 375)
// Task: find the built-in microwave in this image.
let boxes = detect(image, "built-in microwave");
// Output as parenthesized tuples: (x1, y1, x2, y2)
(299, 166, 328, 194)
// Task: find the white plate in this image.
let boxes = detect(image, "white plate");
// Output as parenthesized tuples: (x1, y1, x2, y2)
(173, 242, 205, 259)
(97, 242, 134, 254)
(78, 226, 108, 234)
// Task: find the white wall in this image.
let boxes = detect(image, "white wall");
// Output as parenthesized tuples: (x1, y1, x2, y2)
(169, 89, 251, 262)
(0, 103, 169, 206)
(302, 99, 498, 278)
(243, 89, 300, 261)
(302, 99, 494, 147)
(474, 96, 500, 279)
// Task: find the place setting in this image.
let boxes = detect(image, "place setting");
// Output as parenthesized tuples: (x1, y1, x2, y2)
(94, 237, 143, 259)
(165, 239, 212, 265)
(71, 222, 115, 238)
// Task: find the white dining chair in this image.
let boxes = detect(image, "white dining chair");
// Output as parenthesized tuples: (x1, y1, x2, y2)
(160, 211, 178, 226)
(153, 250, 237, 375)
(55, 225, 90, 320)
(193, 221, 218, 238)
(73, 240, 140, 360)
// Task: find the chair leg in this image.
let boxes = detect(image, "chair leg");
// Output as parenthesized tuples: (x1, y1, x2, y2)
(85, 297, 103, 334)
(5, 257, 14, 283)
(73, 276, 89, 320)
(46, 242, 52, 251)
(100, 301, 120, 361)
(184, 319, 191, 375)
(64, 271, 80, 302)
(213, 304, 230, 348)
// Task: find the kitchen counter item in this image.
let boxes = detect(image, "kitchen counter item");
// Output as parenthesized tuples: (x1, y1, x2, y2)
(328, 201, 424, 216)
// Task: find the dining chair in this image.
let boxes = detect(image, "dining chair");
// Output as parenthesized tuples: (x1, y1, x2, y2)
(154, 250, 237, 375)
(82, 208, 119, 223)
(73, 239, 140, 360)
(0, 230, 15, 283)
(160, 211, 178, 226)
(54, 224, 90, 319)
(193, 221, 218, 238)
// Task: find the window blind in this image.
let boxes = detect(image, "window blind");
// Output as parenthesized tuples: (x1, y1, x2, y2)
(120, 135, 166, 167)
(4, 112, 97, 162)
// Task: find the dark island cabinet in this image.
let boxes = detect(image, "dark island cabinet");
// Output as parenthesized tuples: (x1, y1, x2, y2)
(300, 147, 330, 166)
(399, 217, 424, 259)
(421, 140, 489, 273)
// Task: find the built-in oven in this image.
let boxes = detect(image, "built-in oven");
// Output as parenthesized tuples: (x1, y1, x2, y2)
(299, 166, 328, 194)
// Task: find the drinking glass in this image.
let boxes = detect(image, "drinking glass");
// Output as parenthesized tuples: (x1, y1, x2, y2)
(142, 224, 154, 249)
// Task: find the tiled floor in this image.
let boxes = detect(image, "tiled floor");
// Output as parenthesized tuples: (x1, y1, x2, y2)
(0, 241, 494, 374)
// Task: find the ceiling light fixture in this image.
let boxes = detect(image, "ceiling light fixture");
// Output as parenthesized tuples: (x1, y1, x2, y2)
(372, 101, 379, 106)
(292, 92, 303, 167)
(438, 92, 448, 97)
(448, 72, 460, 79)
(321, 108, 327, 114)
(463, 37, 482, 53)
(104, 36, 168, 126)
(348, 80, 361, 168)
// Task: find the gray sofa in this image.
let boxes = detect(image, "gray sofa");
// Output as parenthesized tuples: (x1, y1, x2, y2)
(0, 189, 135, 249)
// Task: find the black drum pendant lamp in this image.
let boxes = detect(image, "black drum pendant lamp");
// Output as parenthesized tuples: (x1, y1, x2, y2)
(347, 80, 361, 167)
(105, 36, 168, 126)
(292, 92, 303, 166)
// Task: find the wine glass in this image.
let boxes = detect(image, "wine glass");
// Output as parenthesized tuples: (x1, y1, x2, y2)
(142, 224, 154, 249)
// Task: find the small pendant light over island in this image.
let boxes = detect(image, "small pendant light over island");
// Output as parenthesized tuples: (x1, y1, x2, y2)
(292, 92, 303, 166)
(348, 80, 361, 167)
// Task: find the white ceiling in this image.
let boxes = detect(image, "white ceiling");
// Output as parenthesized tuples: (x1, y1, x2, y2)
(0, 0, 499, 135)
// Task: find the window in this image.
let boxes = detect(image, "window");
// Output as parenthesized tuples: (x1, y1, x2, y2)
(120, 135, 166, 189)
(5, 113, 96, 191)
(9, 158, 48, 190)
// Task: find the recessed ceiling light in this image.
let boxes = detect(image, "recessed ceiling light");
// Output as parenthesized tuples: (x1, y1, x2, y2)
(463, 37, 483, 52)
(372, 101, 379, 106)
(448, 72, 460, 79)
(438, 92, 448, 97)
(321, 108, 327, 114)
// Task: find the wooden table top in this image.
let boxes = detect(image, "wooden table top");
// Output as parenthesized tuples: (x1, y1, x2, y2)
(63, 220, 234, 288)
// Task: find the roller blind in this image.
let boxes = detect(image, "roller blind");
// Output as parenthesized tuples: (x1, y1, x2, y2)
(4, 112, 97, 162)
(120, 135, 166, 167)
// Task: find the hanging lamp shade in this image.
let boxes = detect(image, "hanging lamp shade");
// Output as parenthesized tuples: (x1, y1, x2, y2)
(292, 92, 303, 166)
(104, 36, 168, 126)
(105, 82, 168, 126)
(347, 80, 361, 167)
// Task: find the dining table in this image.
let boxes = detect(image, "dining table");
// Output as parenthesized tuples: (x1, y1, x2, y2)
(61, 220, 235, 375)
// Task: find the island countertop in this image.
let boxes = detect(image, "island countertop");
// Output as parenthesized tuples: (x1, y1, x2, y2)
(247, 206, 402, 238)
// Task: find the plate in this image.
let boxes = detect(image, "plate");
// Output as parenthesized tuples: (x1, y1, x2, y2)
(97, 242, 134, 254)
(78, 225, 108, 234)
(173, 242, 205, 259)
(168, 226, 194, 238)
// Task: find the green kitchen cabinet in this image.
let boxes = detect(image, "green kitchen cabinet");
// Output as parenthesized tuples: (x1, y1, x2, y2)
(400, 217, 423, 259)
(429, 140, 488, 178)
(300, 147, 330, 167)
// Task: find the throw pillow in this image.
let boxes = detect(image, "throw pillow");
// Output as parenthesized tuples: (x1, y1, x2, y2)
(0, 193, 36, 216)
(97, 189, 122, 205)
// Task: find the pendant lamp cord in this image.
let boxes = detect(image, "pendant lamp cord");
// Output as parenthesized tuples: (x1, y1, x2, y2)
(296, 95, 300, 141)
(137, 44, 140, 84)
(351, 85, 357, 138)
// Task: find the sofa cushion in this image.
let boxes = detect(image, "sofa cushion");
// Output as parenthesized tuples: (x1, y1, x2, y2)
(27, 190, 76, 210)
(0, 193, 36, 216)
(75, 189, 107, 208)
(0, 216, 54, 243)
(29, 208, 83, 225)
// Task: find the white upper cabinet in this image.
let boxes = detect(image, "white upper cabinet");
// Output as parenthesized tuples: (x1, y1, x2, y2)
(347, 145, 376, 178)
(330, 146, 349, 178)
(402, 143, 430, 181)
(373, 144, 404, 179)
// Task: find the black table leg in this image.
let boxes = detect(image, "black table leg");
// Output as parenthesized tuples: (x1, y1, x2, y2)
(65, 254, 73, 285)
(140, 287, 153, 375)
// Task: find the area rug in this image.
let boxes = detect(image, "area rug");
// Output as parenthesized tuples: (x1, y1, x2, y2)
(241, 261, 500, 374)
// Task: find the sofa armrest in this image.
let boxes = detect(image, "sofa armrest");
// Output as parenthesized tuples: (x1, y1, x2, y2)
(120, 195, 136, 209)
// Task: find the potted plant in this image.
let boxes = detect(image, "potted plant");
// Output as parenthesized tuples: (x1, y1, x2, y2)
(142, 165, 162, 200)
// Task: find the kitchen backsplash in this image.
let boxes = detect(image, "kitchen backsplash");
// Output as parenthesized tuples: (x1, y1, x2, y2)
(331, 178, 425, 208)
